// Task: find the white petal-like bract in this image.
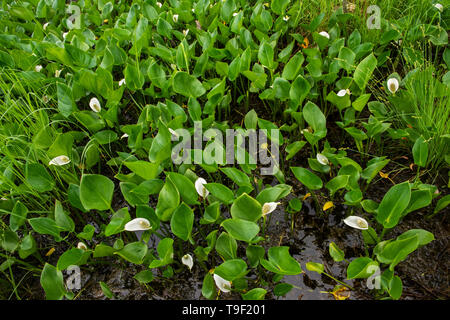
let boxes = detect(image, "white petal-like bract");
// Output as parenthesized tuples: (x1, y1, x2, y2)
(182, 254, 194, 271)
(35, 65, 43, 72)
(49, 155, 71, 166)
(77, 242, 88, 250)
(89, 97, 101, 112)
(319, 31, 330, 39)
(213, 274, 232, 293)
(119, 78, 126, 86)
(434, 3, 443, 11)
(262, 202, 280, 216)
(387, 78, 399, 94)
(316, 153, 329, 166)
(343, 216, 369, 230)
(195, 178, 209, 198)
(124, 218, 152, 231)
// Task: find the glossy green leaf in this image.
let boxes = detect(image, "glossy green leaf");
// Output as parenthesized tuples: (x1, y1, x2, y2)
(221, 218, 260, 242)
(115, 241, 148, 264)
(26, 163, 55, 192)
(376, 182, 411, 228)
(80, 174, 114, 211)
(40, 263, 66, 300)
(347, 257, 378, 279)
(329, 242, 345, 262)
(173, 72, 205, 98)
(291, 167, 323, 190)
(260, 246, 302, 275)
(230, 193, 262, 222)
(170, 203, 194, 241)
(214, 259, 248, 281)
(412, 136, 428, 168)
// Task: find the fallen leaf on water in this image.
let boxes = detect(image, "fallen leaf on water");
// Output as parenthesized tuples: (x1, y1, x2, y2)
(302, 193, 311, 201)
(323, 201, 334, 211)
(379, 171, 389, 179)
(331, 285, 351, 300)
(301, 37, 309, 48)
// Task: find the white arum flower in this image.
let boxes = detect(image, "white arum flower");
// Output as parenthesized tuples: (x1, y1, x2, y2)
(124, 218, 152, 231)
(387, 78, 399, 94)
(35, 65, 43, 72)
(195, 178, 209, 198)
(169, 128, 179, 139)
(173, 14, 179, 22)
(121, 133, 129, 139)
(156, 2, 162, 8)
(262, 202, 280, 216)
(43, 22, 49, 30)
(434, 3, 443, 11)
(343, 216, 369, 230)
(49, 155, 71, 166)
(77, 242, 88, 250)
(213, 274, 232, 293)
(63, 32, 68, 40)
(183, 29, 189, 37)
(316, 153, 329, 166)
(181, 254, 194, 271)
(232, 12, 238, 17)
(55, 69, 62, 78)
(89, 97, 101, 112)
(283, 15, 290, 21)
(319, 31, 330, 39)
(337, 88, 351, 97)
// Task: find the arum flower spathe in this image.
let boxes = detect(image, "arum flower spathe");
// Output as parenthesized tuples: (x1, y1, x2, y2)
(387, 78, 399, 94)
(77, 242, 88, 250)
(195, 178, 209, 198)
(316, 153, 329, 166)
(89, 97, 101, 112)
(35, 65, 43, 72)
(343, 216, 369, 230)
(169, 128, 179, 139)
(49, 155, 71, 166)
(213, 274, 231, 293)
(337, 89, 351, 97)
(262, 202, 280, 216)
(434, 3, 443, 11)
(181, 254, 194, 271)
(124, 218, 152, 231)
(119, 79, 126, 86)
(173, 14, 179, 22)
(319, 31, 330, 39)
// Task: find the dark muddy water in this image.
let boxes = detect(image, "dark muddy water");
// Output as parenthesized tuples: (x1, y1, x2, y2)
(70, 186, 448, 300)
